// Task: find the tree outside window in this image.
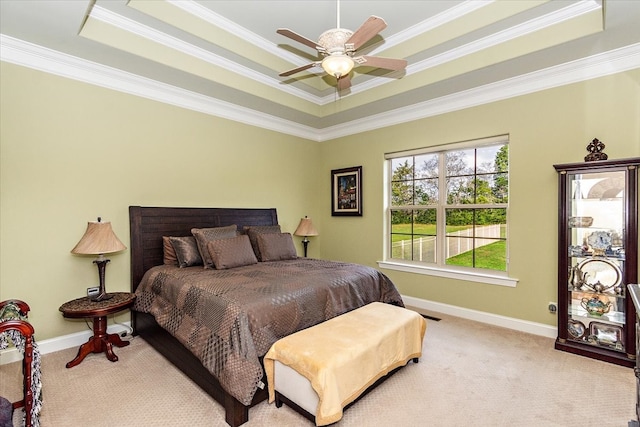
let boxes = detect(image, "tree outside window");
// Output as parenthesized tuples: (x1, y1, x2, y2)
(389, 143, 508, 272)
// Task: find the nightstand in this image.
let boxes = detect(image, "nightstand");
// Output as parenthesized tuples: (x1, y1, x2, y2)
(59, 292, 135, 368)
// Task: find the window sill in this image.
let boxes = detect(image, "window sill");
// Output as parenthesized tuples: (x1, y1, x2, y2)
(377, 260, 519, 287)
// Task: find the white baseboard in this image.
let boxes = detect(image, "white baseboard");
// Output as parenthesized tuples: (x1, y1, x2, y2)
(2, 300, 556, 365)
(0, 322, 131, 365)
(402, 295, 557, 339)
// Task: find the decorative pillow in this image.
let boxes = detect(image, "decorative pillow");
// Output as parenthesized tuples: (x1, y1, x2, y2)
(206, 235, 258, 270)
(244, 225, 281, 260)
(169, 236, 202, 268)
(191, 225, 238, 269)
(256, 232, 297, 262)
(162, 236, 178, 266)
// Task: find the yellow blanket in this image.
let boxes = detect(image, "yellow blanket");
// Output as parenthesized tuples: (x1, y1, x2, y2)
(264, 302, 427, 426)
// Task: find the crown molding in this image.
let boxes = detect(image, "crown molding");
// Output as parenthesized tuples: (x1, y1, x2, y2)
(169, 0, 488, 70)
(1, 34, 638, 142)
(0, 34, 322, 141)
(86, 1, 604, 107)
(167, 0, 304, 66)
(89, 5, 321, 105)
(320, 43, 640, 141)
(412, 0, 601, 71)
(371, 0, 491, 54)
(337, 0, 603, 98)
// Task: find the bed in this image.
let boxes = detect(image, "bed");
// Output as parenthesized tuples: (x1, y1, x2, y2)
(129, 206, 404, 426)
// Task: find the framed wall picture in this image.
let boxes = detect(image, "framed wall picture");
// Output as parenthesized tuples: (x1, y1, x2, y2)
(331, 166, 362, 216)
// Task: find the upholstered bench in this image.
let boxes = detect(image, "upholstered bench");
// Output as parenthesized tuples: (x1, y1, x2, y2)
(264, 302, 427, 426)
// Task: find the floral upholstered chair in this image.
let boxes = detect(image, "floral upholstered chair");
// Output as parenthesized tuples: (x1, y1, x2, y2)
(0, 300, 42, 427)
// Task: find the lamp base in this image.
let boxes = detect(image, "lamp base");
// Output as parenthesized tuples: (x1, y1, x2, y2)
(92, 259, 113, 302)
(91, 292, 113, 302)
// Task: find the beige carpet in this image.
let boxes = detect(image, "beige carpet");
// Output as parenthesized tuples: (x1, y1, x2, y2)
(1, 311, 635, 427)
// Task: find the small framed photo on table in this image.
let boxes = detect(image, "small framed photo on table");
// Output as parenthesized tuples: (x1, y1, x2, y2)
(331, 166, 362, 216)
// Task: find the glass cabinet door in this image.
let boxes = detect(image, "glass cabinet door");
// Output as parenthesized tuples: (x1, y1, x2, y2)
(566, 170, 626, 352)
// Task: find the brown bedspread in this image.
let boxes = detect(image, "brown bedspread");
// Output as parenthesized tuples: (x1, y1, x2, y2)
(133, 258, 403, 406)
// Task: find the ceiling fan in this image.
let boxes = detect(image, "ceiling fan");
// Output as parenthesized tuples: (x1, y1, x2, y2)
(276, 2, 407, 90)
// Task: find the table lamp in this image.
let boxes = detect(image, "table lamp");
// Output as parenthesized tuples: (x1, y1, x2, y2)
(71, 217, 126, 302)
(293, 216, 318, 257)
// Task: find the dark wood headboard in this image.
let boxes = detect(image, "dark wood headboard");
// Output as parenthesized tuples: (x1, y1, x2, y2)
(128, 206, 278, 292)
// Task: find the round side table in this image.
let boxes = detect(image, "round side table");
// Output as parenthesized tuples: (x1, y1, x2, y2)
(59, 292, 135, 368)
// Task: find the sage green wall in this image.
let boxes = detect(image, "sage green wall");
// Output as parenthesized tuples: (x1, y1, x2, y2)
(317, 69, 640, 325)
(1, 60, 639, 342)
(0, 62, 322, 340)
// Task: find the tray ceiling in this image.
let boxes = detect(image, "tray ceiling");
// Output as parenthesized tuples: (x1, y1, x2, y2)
(1, 0, 639, 141)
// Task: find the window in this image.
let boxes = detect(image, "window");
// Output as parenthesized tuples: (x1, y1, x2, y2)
(384, 136, 509, 281)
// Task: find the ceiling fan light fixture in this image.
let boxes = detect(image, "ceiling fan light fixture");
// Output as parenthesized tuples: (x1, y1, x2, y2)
(277, 12, 405, 85)
(321, 54, 354, 79)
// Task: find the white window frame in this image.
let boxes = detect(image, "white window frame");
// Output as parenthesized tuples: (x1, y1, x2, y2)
(378, 135, 518, 287)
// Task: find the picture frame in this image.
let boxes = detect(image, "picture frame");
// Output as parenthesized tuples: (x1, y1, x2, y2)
(331, 166, 362, 216)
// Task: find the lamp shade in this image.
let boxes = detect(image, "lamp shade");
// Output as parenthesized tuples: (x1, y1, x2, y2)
(294, 217, 319, 237)
(71, 219, 126, 255)
(321, 55, 354, 78)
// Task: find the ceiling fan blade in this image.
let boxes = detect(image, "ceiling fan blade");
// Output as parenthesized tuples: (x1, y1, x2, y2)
(277, 29, 319, 50)
(346, 16, 387, 51)
(355, 56, 407, 71)
(337, 74, 352, 91)
(279, 62, 319, 77)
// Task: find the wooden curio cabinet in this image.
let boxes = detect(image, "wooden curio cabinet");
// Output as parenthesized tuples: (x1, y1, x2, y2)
(628, 284, 640, 424)
(554, 157, 639, 367)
